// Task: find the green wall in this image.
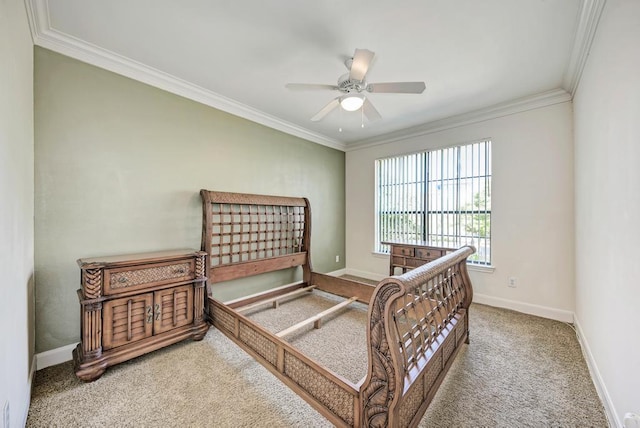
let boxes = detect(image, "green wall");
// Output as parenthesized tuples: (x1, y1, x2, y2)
(1, 1, 34, 425)
(34, 47, 345, 353)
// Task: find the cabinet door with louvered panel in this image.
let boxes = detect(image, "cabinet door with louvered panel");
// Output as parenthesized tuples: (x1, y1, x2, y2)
(153, 285, 194, 335)
(103, 293, 153, 350)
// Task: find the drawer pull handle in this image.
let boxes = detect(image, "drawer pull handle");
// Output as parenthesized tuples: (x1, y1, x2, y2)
(118, 277, 128, 283)
(154, 303, 161, 321)
(174, 267, 186, 274)
(146, 306, 153, 324)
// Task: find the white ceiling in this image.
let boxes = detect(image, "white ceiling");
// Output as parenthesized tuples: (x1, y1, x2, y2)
(26, 0, 601, 151)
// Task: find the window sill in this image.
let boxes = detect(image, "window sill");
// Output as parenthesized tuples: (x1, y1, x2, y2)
(371, 251, 495, 273)
(371, 251, 389, 259)
(467, 264, 495, 273)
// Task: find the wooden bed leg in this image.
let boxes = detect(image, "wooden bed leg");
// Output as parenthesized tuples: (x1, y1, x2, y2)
(272, 300, 279, 309)
(465, 310, 470, 344)
(314, 319, 322, 329)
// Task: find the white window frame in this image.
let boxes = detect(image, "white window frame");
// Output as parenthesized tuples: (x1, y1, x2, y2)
(375, 140, 492, 265)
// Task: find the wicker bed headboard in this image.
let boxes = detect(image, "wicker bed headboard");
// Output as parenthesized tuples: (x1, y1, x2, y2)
(200, 190, 312, 285)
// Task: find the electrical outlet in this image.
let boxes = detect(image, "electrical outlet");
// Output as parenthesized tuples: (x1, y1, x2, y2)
(335, 255, 340, 263)
(508, 277, 517, 288)
(2, 401, 9, 428)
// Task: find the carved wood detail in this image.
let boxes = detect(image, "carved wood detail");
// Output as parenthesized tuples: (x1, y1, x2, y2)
(83, 268, 103, 299)
(195, 252, 206, 278)
(362, 282, 402, 428)
(204, 190, 307, 207)
(81, 301, 103, 356)
(194, 282, 205, 323)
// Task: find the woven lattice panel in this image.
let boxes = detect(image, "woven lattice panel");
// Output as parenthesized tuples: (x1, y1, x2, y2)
(110, 262, 192, 289)
(443, 332, 456, 363)
(456, 312, 467, 344)
(209, 203, 306, 266)
(213, 306, 235, 334)
(424, 352, 442, 393)
(239, 322, 277, 366)
(399, 375, 425, 427)
(284, 352, 354, 426)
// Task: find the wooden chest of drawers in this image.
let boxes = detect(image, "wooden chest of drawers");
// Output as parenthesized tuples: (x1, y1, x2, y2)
(382, 241, 456, 275)
(73, 249, 209, 381)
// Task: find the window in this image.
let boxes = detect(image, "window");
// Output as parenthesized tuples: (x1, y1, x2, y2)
(375, 140, 491, 265)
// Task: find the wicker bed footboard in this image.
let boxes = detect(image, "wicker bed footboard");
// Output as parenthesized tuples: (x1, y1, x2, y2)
(208, 246, 474, 428)
(360, 245, 475, 427)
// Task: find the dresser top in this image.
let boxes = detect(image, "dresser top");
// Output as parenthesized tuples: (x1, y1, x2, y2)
(381, 240, 457, 250)
(77, 249, 204, 269)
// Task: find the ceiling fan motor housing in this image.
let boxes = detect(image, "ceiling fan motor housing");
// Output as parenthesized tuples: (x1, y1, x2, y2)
(337, 73, 365, 94)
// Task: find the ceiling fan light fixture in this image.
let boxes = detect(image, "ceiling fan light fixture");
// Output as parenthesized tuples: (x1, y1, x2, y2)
(340, 94, 364, 111)
(287, 48, 426, 122)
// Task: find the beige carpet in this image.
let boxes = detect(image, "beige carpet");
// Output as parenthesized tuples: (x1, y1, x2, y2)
(27, 290, 608, 427)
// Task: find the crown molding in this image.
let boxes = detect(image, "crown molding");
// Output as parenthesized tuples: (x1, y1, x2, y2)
(25, 0, 599, 154)
(345, 88, 572, 151)
(25, 0, 345, 152)
(347, 0, 604, 151)
(562, 0, 607, 96)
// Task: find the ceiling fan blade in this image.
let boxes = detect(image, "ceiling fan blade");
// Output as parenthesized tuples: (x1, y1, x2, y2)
(286, 83, 339, 91)
(366, 82, 426, 94)
(311, 98, 340, 122)
(349, 48, 375, 81)
(362, 98, 382, 122)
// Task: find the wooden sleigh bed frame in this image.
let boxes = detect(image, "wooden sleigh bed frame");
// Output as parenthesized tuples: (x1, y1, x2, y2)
(200, 190, 475, 427)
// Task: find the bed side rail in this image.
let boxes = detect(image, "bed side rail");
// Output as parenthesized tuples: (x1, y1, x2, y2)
(360, 245, 475, 427)
(310, 272, 376, 304)
(209, 297, 360, 427)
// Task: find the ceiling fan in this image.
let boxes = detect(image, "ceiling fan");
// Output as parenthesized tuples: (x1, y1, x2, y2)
(286, 48, 426, 122)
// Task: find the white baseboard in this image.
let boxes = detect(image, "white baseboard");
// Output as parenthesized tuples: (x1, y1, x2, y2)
(343, 269, 575, 323)
(573, 315, 621, 428)
(343, 268, 575, 323)
(473, 293, 574, 323)
(35, 343, 77, 370)
(325, 268, 347, 277)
